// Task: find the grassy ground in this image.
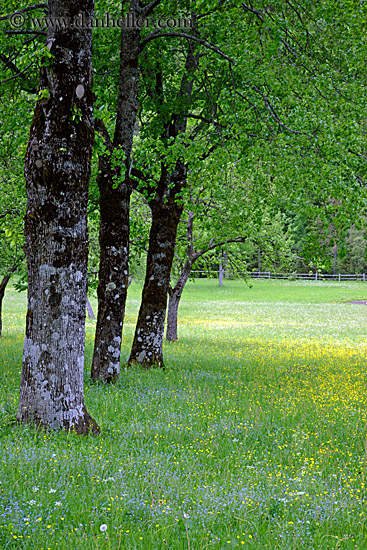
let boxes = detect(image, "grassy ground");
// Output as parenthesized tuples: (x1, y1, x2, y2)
(1, 279, 367, 549)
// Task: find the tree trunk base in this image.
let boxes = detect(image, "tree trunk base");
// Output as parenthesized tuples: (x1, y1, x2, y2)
(129, 200, 182, 367)
(128, 354, 165, 369)
(17, 405, 100, 435)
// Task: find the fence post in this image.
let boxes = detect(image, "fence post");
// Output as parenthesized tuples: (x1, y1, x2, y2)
(315, 271, 318, 281)
(338, 273, 341, 282)
(364, 273, 365, 282)
(268, 271, 270, 279)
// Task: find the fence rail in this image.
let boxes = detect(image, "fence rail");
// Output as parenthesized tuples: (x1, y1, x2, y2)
(190, 270, 367, 282)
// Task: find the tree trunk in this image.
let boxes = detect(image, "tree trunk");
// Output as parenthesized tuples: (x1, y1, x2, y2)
(91, 0, 140, 383)
(86, 297, 96, 320)
(224, 250, 228, 278)
(128, 38, 197, 367)
(166, 265, 191, 342)
(91, 174, 130, 382)
(219, 259, 224, 286)
(0, 272, 12, 337)
(129, 199, 183, 367)
(17, 0, 99, 434)
(166, 291, 180, 343)
(333, 243, 338, 275)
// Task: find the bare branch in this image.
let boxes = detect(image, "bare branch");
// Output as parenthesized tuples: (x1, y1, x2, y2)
(0, 4, 46, 22)
(0, 209, 20, 221)
(140, 31, 236, 64)
(3, 29, 46, 35)
(0, 53, 37, 92)
(348, 149, 367, 161)
(93, 67, 118, 85)
(193, 236, 247, 261)
(186, 112, 225, 128)
(130, 166, 159, 188)
(285, 0, 304, 24)
(252, 85, 303, 134)
(241, 2, 264, 23)
(0, 61, 35, 86)
(196, 1, 226, 20)
(140, 0, 161, 16)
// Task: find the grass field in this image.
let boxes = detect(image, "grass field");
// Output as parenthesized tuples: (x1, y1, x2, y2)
(1, 279, 367, 549)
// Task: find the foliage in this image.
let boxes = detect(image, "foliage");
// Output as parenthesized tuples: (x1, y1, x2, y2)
(1, 0, 367, 284)
(338, 226, 367, 274)
(0, 92, 30, 281)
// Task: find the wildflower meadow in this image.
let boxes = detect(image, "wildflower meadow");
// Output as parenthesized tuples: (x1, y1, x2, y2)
(1, 279, 367, 549)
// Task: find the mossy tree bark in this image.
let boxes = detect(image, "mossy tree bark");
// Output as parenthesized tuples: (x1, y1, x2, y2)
(128, 38, 200, 368)
(17, 0, 99, 433)
(90, 151, 132, 383)
(91, 0, 141, 383)
(129, 194, 183, 367)
(166, 264, 191, 343)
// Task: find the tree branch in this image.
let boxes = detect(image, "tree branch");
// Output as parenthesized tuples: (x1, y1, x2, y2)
(130, 166, 159, 189)
(252, 85, 303, 134)
(348, 149, 367, 161)
(0, 53, 37, 92)
(0, 61, 36, 86)
(140, 0, 161, 16)
(0, 4, 46, 22)
(94, 117, 113, 151)
(241, 2, 264, 23)
(193, 236, 247, 261)
(140, 31, 235, 64)
(3, 29, 46, 35)
(0, 208, 20, 221)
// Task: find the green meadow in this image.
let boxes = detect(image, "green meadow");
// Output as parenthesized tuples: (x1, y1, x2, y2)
(1, 279, 367, 549)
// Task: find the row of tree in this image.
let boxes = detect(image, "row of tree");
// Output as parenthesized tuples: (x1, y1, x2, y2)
(0, 0, 366, 432)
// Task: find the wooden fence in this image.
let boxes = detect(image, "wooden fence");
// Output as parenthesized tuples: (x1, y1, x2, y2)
(190, 270, 367, 282)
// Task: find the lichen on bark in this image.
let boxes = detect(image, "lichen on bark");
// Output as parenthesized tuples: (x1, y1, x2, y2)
(91, 0, 141, 383)
(17, 0, 99, 434)
(128, 197, 183, 368)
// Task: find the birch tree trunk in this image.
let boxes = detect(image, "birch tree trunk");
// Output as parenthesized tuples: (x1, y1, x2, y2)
(91, 0, 140, 383)
(128, 198, 183, 367)
(17, 0, 99, 433)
